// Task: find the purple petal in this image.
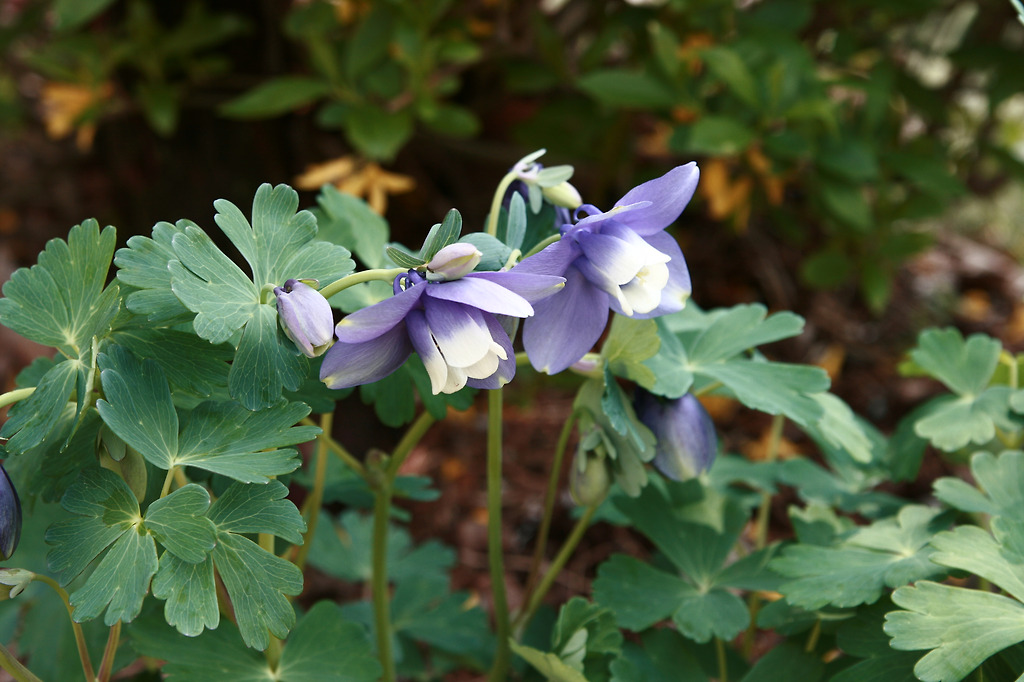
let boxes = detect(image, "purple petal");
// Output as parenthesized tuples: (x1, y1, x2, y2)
(574, 201, 652, 229)
(612, 163, 699, 236)
(406, 309, 449, 395)
(631, 231, 691, 318)
(512, 237, 580, 278)
(468, 271, 566, 305)
(576, 230, 647, 285)
(334, 282, 425, 343)
(424, 299, 493, 367)
(320, 323, 412, 389)
(467, 314, 516, 389)
(523, 267, 610, 374)
(424, 277, 534, 318)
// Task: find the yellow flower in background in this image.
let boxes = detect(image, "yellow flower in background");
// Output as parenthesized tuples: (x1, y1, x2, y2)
(39, 81, 113, 151)
(294, 155, 415, 215)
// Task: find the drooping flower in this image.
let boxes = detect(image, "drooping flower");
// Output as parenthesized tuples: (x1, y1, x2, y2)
(634, 390, 717, 481)
(0, 463, 22, 560)
(516, 163, 699, 374)
(319, 257, 564, 394)
(275, 279, 335, 358)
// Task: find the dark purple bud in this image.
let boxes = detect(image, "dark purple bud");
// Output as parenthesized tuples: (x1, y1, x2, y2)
(634, 390, 717, 481)
(0, 463, 22, 560)
(274, 279, 334, 358)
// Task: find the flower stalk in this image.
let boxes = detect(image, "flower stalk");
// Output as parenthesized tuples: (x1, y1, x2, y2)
(294, 412, 333, 573)
(486, 389, 511, 682)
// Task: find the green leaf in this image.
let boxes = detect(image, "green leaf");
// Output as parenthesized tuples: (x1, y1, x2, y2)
(802, 393, 874, 464)
(913, 389, 1016, 452)
(929, 524, 1024, 602)
(817, 136, 879, 182)
(206, 481, 305, 649)
(0, 220, 119, 356)
(129, 614, 269, 680)
(603, 316, 660, 388)
(151, 554, 220, 637)
(52, 0, 116, 29)
(220, 77, 333, 119)
(910, 328, 1002, 396)
(772, 505, 947, 610)
(701, 47, 760, 108)
(114, 221, 194, 324)
(345, 104, 413, 161)
(167, 184, 353, 409)
(385, 245, 426, 269)
(143, 484, 217, 563)
(577, 69, 677, 108)
(46, 468, 156, 625)
(0, 359, 79, 454)
(610, 629, 711, 682)
(934, 451, 1024, 520)
(421, 209, 463, 261)
(593, 555, 689, 632)
(110, 327, 231, 398)
(277, 601, 382, 681)
(510, 641, 590, 682)
(885, 581, 1024, 682)
(739, 642, 824, 682)
(459, 233, 512, 271)
(506, 192, 527, 251)
(675, 116, 755, 155)
(390, 577, 494, 662)
(819, 180, 871, 231)
(314, 186, 390, 268)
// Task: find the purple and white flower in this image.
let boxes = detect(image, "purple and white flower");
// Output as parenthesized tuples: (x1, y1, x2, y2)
(634, 390, 717, 481)
(274, 279, 335, 358)
(0, 463, 21, 560)
(516, 163, 699, 374)
(319, 258, 564, 394)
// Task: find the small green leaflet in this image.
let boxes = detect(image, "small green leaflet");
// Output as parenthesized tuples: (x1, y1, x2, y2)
(512, 597, 622, 682)
(771, 505, 948, 610)
(147, 183, 354, 409)
(420, 208, 463, 261)
(114, 220, 195, 324)
(905, 328, 1017, 451)
(96, 344, 319, 483)
(934, 450, 1024, 520)
(0, 221, 121, 452)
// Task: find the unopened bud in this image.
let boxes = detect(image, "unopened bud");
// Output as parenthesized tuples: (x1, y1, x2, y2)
(0, 464, 21, 561)
(0, 568, 34, 599)
(426, 243, 482, 282)
(542, 181, 583, 210)
(274, 279, 335, 358)
(570, 450, 610, 507)
(634, 390, 717, 481)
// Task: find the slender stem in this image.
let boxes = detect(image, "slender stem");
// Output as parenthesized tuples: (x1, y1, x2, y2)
(805, 618, 821, 653)
(173, 467, 188, 489)
(0, 643, 42, 682)
(0, 387, 35, 410)
(318, 267, 406, 300)
(372, 482, 396, 682)
(294, 412, 333, 573)
(521, 411, 578, 604)
(486, 171, 519, 237)
(522, 233, 561, 259)
(32, 574, 94, 682)
(693, 381, 723, 398)
(96, 621, 121, 682)
(486, 389, 511, 682)
(385, 410, 437, 479)
(159, 467, 176, 498)
(744, 414, 785, 659)
(302, 417, 368, 480)
(715, 637, 729, 682)
(514, 503, 597, 634)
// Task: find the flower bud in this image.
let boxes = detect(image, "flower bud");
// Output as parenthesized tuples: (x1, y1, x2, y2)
(426, 243, 482, 282)
(0, 464, 22, 561)
(541, 181, 583, 210)
(274, 279, 335, 358)
(634, 390, 717, 481)
(570, 449, 611, 507)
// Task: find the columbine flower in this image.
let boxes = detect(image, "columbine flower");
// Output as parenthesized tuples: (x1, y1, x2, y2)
(319, 265, 564, 394)
(516, 163, 699, 374)
(0, 463, 22, 560)
(275, 279, 335, 358)
(634, 390, 717, 481)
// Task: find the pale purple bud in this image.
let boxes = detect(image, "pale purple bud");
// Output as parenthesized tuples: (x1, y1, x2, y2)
(634, 390, 717, 481)
(426, 243, 482, 282)
(0, 464, 22, 560)
(274, 279, 334, 358)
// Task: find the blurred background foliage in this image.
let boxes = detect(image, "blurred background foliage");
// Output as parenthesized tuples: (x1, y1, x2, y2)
(1, 0, 1022, 313)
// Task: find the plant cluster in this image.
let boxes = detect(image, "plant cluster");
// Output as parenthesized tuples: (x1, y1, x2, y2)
(1, 147, 1023, 682)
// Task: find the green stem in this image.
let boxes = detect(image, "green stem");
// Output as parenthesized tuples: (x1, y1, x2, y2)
(0, 643, 42, 682)
(294, 412, 333, 573)
(0, 387, 35, 410)
(522, 233, 561, 259)
(159, 466, 176, 499)
(385, 410, 436, 479)
(318, 267, 407, 300)
(486, 171, 519, 237)
(487, 389, 511, 682)
(515, 503, 597, 634)
(805, 618, 821, 653)
(744, 414, 785, 659)
(32, 574, 94, 682)
(693, 381, 723, 398)
(302, 417, 368, 480)
(257, 530, 283, 668)
(372, 482, 396, 682)
(96, 621, 121, 682)
(715, 637, 729, 682)
(521, 411, 578, 606)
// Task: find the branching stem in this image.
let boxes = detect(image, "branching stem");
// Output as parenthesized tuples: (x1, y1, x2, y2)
(96, 621, 121, 682)
(32, 574, 94, 682)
